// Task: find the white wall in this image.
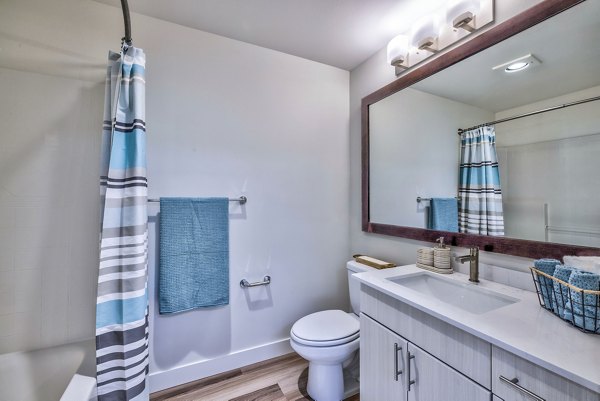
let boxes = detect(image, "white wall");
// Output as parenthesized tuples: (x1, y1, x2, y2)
(0, 68, 103, 353)
(496, 85, 600, 247)
(349, 0, 545, 284)
(141, 14, 350, 391)
(0, 0, 350, 391)
(370, 87, 493, 227)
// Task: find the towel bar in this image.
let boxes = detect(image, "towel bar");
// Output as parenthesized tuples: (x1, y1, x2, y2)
(240, 276, 271, 288)
(416, 196, 460, 203)
(148, 196, 247, 204)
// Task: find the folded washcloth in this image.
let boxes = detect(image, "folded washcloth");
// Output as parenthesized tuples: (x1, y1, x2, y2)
(552, 265, 574, 317)
(564, 270, 600, 332)
(563, 256, 600, 274)
(535, 259, 561, 270)
(428, 198, 458, 232)
(534, 259, 560, 309)
(159, 197, 230, 314)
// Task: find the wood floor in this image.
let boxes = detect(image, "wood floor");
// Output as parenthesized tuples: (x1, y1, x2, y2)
(150, 353, 360, 401)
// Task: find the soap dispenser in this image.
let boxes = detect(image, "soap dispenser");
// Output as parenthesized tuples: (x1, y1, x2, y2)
(433, 237, 451, 270)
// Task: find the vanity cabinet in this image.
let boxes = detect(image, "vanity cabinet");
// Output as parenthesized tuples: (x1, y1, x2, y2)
(360, 314, 490, 401)
(360, 284, 600, 401)
(361, 285, 491, 388)
(491, 346, 600, 401)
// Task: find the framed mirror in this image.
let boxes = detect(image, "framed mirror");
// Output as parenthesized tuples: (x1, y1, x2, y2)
(362, 0, 600, 259)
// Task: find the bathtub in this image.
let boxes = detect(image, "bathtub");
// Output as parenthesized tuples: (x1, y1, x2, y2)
(0, 339, 97, 401)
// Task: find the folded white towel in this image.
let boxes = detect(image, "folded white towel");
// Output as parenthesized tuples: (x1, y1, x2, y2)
(562, 256, 600, 274)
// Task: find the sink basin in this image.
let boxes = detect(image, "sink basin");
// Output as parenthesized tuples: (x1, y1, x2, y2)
(386, 273, 519, 314)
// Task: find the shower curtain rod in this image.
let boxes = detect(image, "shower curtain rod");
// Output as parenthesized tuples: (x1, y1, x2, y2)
(457, 95, 600, 135)
(120, 0, 132, 46)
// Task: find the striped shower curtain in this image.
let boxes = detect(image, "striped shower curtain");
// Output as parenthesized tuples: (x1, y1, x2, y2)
(458, 126, 505, 236)
(96, 47, 149, 401)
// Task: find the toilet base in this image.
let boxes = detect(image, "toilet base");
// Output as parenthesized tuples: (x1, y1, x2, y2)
(307, 362, 344, 401)
(290, 335, 359, 401)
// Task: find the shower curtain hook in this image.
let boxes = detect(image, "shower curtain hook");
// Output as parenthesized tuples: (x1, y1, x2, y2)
(121, 37, 132, 53)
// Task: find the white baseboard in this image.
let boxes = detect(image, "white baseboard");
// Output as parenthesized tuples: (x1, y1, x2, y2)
(148, 337, 293, 393)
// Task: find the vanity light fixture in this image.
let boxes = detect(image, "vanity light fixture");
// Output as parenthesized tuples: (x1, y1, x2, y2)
(386, 0, 494, 77)
(411, 16, 441, 53)
(447, 0, 481, 32)
(492, 54, 541, 73)
(387, 34, 410, 68)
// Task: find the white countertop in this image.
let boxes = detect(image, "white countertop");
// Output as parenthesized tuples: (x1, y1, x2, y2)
(355, 264, 600, 393)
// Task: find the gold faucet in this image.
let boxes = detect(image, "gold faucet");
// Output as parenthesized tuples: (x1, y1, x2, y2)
(455, 247, 479, 283)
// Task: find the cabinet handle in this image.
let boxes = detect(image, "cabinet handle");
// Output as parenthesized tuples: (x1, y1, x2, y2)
(394, 343, 403, 381)
(407, 351, 416, 390)
(499, 376, 546, 401)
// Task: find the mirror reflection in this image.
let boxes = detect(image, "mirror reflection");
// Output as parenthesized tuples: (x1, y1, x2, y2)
(369, 1, 600, 248)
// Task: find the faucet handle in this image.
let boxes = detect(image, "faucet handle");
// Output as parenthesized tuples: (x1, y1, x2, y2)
(436, 237, 445, 248)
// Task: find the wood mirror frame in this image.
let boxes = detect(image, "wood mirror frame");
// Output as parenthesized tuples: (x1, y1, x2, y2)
(361, 0, 598, 260)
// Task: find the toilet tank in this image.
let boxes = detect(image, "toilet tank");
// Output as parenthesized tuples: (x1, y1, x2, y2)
(347, 260, 376, 315)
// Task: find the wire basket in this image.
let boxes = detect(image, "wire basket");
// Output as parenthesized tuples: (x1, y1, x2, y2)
(530, 267, 600, 334)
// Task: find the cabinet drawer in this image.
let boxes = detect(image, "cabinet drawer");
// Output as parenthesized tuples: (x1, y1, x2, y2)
(492, 346, 599, 401)
(361, 285, 491, 389)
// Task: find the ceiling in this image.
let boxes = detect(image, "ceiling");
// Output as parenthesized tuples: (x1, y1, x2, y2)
(412, 1, 600, 112)
(95, 0, 448, 70)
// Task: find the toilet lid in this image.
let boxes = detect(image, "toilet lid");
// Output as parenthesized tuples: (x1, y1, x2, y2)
(291, 310, 359, 344)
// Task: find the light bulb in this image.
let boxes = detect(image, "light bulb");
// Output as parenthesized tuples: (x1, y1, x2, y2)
(505, 61, 530, 72)
(387, 34, 409, 67)
(447, 0, 480, 31)
(411, 15, 441, 51)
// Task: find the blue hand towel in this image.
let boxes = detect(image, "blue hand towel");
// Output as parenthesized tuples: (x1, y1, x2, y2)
(428, 198, 458, 232)
(534, 259, 560, 309)
(552, 265, 573, 317)
(159, 198, 229, 314)
(564, 270, 600, 332)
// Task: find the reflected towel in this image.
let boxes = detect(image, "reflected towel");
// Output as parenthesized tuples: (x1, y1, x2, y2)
(428, 198, 458, 232)
(564, 270, 600, 332)
(159, 198, 229, 314)
(534, 259, 560, 309)
(552, 265, 573, 317)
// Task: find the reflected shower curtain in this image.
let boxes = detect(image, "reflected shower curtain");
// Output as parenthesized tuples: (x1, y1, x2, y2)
(96, 47, 149, 401)
(458, 126, 505, 236)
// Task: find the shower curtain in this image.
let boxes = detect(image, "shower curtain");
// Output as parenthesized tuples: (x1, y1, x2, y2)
(458, 126, 505, 236)
(96, 46, 149, 401)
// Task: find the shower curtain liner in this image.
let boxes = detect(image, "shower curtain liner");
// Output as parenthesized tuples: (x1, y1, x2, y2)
(96, 46, 149, 401)
(458, 126, 505, 236)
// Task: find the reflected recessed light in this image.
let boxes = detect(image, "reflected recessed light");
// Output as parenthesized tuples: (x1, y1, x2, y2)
(505, 61, 530, 72)
(492, 54, 541, 74)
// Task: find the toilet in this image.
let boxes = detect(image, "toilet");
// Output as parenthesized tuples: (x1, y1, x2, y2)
(290, 261, 374, 401)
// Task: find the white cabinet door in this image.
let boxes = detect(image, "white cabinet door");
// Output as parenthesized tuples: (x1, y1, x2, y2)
(360, 314, 408, 401)
(407, 343, 491, 401)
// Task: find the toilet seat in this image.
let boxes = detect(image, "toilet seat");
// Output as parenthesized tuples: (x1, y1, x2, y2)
(291, 330, 359, 347)
(291, 310, 359, 347)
